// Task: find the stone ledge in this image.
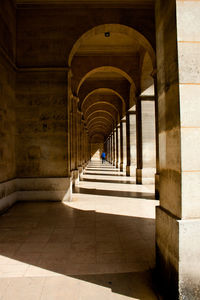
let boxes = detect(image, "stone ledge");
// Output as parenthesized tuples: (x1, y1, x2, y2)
(0, 179, 18, 213)
(0, 177, 72, 212)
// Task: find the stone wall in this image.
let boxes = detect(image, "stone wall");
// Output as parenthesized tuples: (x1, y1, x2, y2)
(16, 5, 155, 68)
(16, 70, 68, 178)
(0, 0, 16, 211)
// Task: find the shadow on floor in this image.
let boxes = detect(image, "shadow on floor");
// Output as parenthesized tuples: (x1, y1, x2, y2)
(82, 178, 136, 184)
(73, 186, 156, 200)
(86, 168, 120, 172)
(0, 201, 158, 299)
(83, 172, 124, 176)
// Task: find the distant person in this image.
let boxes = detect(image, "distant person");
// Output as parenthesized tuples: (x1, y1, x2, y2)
(101, 152, 106, 164)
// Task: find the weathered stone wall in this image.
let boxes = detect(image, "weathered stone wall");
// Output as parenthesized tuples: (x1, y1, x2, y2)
(0, 0, 16, 62)
(0, 56, 16, 183)
(0, 0, 16, 210)
(0, 0, 16, 183)
(16, 70, 68, 178)
(16, 6, 155, 68)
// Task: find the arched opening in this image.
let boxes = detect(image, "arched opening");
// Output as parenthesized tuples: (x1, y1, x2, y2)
(68, 22, 156, 185)
(68, 23, 155, 68)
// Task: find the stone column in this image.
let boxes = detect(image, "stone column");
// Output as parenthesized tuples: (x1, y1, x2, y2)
(115, 127, 119, 168)
(110, 133, 113, 164)
(156, 1, 200, 298)
(85, 130, 88, 163)
(65, 70, 73, 201)
(126, 108, 136, 176)
(77, 111, 83, 179)
(136, 97, 143, 184)
(141, 99, 156, 180)
(117, 125, 120, 169)
(71, 97, 79, 186)
(109, 135, 112, 163)
(105, 139, 108, 162)
(83, 125, 87, 166)
(120, 119, 126, 172)
(70, 110, 74, 172)
(153, 74, 160, 199)
(80, 120, 85, 167)
(107, 138, 110, 162)
(112, 131, 115, 166)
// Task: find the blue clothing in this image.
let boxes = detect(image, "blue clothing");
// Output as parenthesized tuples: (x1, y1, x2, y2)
(102, 152, 106, 159)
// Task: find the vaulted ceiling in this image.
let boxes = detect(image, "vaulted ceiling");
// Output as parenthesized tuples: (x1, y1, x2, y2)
(71, 24, 154, 142)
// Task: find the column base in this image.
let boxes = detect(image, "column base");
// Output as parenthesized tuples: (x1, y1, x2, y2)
(156, 206, 200, 300)
(82, 162, 87, 169)
(126, 165, 136, 177)
(17, 177, 72, 202)
(155, 173, 160, 200)
(120, 162, 125, 172)
(115, 161, 119, 169)
(136, 168, 142, 184)
(78, 166, 83, 181)
(72, 169, 79, 186)
(113, 161, 116, 166)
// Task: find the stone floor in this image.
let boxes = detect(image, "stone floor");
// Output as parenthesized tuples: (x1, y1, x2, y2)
(0, 160, 159, 299)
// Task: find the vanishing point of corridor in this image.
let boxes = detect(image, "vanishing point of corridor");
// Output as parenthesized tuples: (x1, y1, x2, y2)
(0, 160, 158, 300)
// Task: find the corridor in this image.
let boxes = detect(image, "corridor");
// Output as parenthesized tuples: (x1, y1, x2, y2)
(0, 160, 158, 300)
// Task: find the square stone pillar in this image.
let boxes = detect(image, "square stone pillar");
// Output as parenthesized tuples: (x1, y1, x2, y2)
(152, 75, 160, 200)
(136, 97, 143, 184)
(108, 136, 111, 163)
(120, 119, 127, 172)
(71, 96, 79, 186)
(126, 108, 136, 177)
(110, 133, 113, 164)
(156, 0, 200, 298)
(112, 130, 116, 166)
(141, 100, 156, 180)
(115, 127, 119, 168)
(117, 125, 121, 169)
(109, 135, 112, 163)
(80, 120, 85, 167)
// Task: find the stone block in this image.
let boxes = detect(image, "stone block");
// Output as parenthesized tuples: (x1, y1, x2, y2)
(178, 42, 200, 84)
(156, 206, 200, 299)
(180, 84, 200, 127)
(182, 171, 200, 219)
(181, 127, 200, 171)
(177, 1, 200, 42)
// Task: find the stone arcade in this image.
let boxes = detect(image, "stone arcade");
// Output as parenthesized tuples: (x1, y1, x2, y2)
(0, 0, 200, 299)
